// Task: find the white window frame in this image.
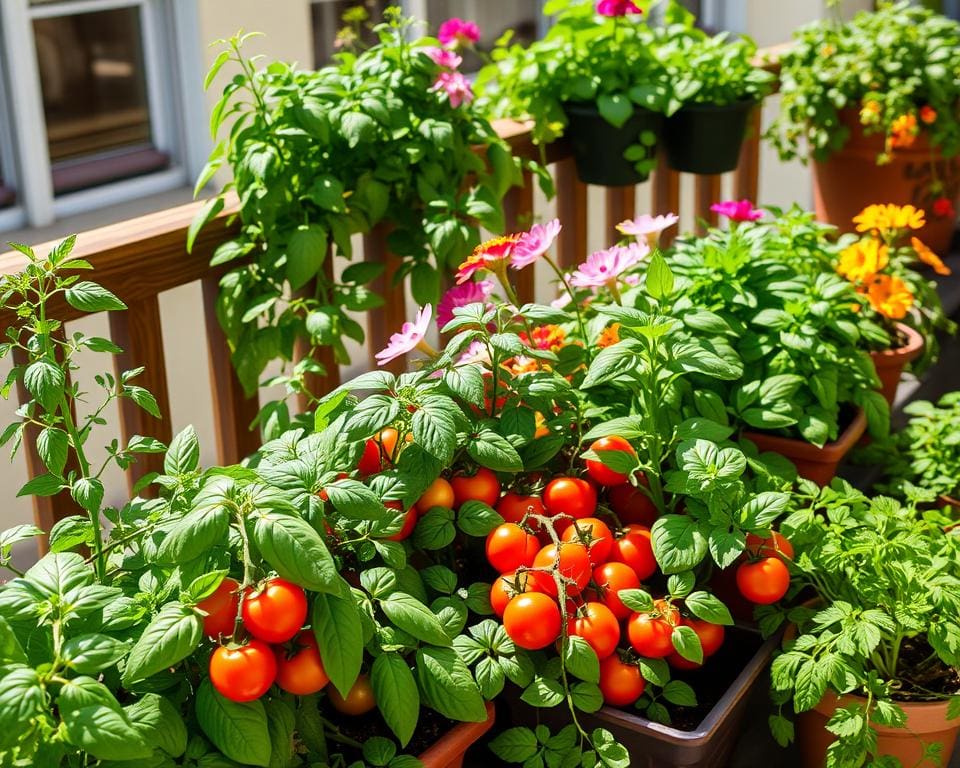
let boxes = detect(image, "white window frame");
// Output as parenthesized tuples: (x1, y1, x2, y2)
(0, 0, 205, 229)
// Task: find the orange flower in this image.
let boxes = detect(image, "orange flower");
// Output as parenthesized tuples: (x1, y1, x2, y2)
(455, 234, 520, 283)
(919, 105, 937, 125)
(837, 238, 889, 283)
(521, 324, 566, 352)
(859, 100, 882, 124)
(597, 323, 621, 348)
(889, 114, 918, 149)
(853, 204, 926, 234)
(910, 237, 951, 276)
(504, 355, 541, 375)
(867, 274, 914, 319)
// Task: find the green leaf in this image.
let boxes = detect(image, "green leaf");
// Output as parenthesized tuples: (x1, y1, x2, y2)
(165, 425, 200, 475)
(521, 677, 565, 708)
(57, 676, 120, 716)
(71, 477, 104, 514)
(0, 616, 27, 664)
(195, 679, 271, 767)
(17, 473, 63, 497)
(253, 512, 339, 593)
(0, 667, 45, 746)
(24, 360, 65, 411)
(475, 655, 505, 699)
(63, 705, 152, 761)
(372, 653, 419, 747)
(37, 427, 68, 476)
(125, 694, 188, 758)
(62, 634, 128, 673)
(156, 506, 229, 565)
(671, 625, 703, 664)
(596, 93, 634, 128)
(312, 588, 363, 697)
(646, 252, 674, 300)
(456, 500, 503, 537)
(264, 699, 295, 768)
(662, 680, 697, 707)
(122, 602, 203, 684)
(64, 281, 127, 313)
(412, 407, 457, 465)
(380, 593, 452, 647)
(286, 225, 328, 290)
(324, 479, 386, 521)
(187, 197, 225, 253)
(740, 492, 790, 528)
(412, 507, 456, 550)
(564, 636, 599, 683)
(490, 727, 539, 763)
(685, 591, 733, 626)
(415, 647, 487, 722)
(467, 428, 523, 472)
(340, 111, 377, 147)
(618, 588, 655, 613)
(571, 681, 603, 713)
(651, 515, 708, 574)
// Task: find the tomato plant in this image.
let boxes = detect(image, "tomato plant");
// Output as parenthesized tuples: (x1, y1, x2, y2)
(490, 570, 537, 617)
(497, 491, 546, 529)
(531, 542, 592, 597)
(592, 561, 642, 620)
(567, 602, 620, 659)
(209, 641, 277, 703)
(627, 601, 679, 659)
(746, 531, 794, 560)
(543, 476, 597, 522)
(417, 476, 455, 510)
(329, 674, 377, 716)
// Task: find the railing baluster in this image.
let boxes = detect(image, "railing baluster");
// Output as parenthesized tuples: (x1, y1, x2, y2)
(734, 107, 763, 203)
(503, 171, 535, 304)
(365, 223, 407, 374)
(651, 154, 681, 248)
(605, 187, 637, 245)
(694, 175, 723, 235)
(201, 274, 261, 465)
(108, 295, 172, 493)
(556, 158, 588, 269)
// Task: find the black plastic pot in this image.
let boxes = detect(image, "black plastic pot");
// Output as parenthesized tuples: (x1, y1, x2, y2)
(663, 100, 756, 175)
(562, 101, 661, 187)
(500, 625, 781, 768)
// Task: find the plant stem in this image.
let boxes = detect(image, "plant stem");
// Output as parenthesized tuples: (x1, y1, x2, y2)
(543, 254, 592, 363)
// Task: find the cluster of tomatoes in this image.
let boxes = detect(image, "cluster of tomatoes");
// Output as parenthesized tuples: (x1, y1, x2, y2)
(477, 435, 793, 709)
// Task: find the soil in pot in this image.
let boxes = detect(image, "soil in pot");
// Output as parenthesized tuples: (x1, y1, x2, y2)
(812, 110, 960, 254)
(663, 100, 756, 175)
(870, 322, 925, 406)
(562, 101, 661, 187)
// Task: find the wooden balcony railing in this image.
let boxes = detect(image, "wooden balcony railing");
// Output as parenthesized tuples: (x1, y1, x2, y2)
(0, 46, 784, 539)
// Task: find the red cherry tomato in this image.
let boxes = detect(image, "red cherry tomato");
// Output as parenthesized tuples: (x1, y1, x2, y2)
(561, 517, 614, 564)
(611, 524, 657, 581)
(329, 674, 377, 715)
(736, 557, 790, 604)
(485, 523, 540, 574)
(275, 632, 329, 695)
(384, 501, 418, 542)
(667, 652, 702, 670)
(745, 531, 794, 560)
(503, 592, 561, 650)
(667, 617, 725, 669)
(451, 467, 501, 508)
(585, 436, 636, 486)
(567, 602, 620, 660)
(543, 477, 597, 522)
(607, 482, 659, 527)
(627, 600, 679, 659)
(496, 492, 546, 530)
(598, 654, 646, 706)
(416, 477, 455, 511)
(197, 577, 240, 640)
(490, 570, 537, 618)
(592, 561, 642, 620)
(241, 578, 308, 644)
(531, 542, 592, 598)
(209, 640, 277, 702)
(357, 439, 381, 476)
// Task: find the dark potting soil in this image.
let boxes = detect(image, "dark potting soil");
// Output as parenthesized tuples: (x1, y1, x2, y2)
(322, 702, 455, 759)
(892, 636, 960, 702)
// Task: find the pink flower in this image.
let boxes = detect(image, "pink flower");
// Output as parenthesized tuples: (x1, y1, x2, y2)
(431, 71, 474, 108)
(596, 0, 643, 16)
(511, 218, 562, 270)
(569, 242, 649, 288)
(457, 340, 490, 366)
(437, 280, 494, 330)
(423, 46, 462, 70)
(616, 213, 679, 238)
(710, 199, 764, 222)
(375, 305, 433, 366)
(438, 18, 480, 48)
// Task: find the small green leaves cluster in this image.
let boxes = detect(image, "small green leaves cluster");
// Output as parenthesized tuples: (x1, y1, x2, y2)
(763, 482, 960, 765)
(768, 1, 960, 163)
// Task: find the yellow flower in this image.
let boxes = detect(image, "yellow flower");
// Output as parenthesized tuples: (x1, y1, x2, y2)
(521, 324, 567, 352)
(867, 274, 914, 319)
(910, 237, 951, 276)
(596, 323, 621, 348)
(837, 238, 889, 283)
(852, 204, 926, 234)
(859, 99, 882, 125)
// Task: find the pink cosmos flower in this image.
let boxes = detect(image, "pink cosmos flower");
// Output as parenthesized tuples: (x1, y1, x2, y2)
(596, 0, 643, 17)
(438, 18, 480, 48)
(437, 280, 494, 330)
(616, 213, 679, 238)
(423, 46, 463, 70)
(710, 199, 764, 222)
(431, 71, 474, 108)
(511, 218, 562, 270)
(569, 242, 650, 288)
(375, 305, 433, 366)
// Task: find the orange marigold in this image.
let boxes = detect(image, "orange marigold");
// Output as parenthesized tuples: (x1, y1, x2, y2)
(596, 323, 621, 348)
(867, 274, 914, 319)
(521, 324, 566, 352)
(910, 237, 951, 276)
(837, 238, 889, 283)
(890, 113, 918, 149)
(853, 203, 926, 234)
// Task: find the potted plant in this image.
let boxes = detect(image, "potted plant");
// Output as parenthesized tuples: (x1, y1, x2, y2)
(767, 1, 960, 252)
(659, 30, 774, 174)
(833, 203, 957, 405)
(763, 482, 960, 768)
(476, 0, 684, 186)
(652, 202, 891, 484)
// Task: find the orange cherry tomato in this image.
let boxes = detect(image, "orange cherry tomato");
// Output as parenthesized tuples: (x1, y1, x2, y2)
(496, 492, 546, 530)
(531, 542, 592, 598)
(329, 674, 377, 715)
(567, 601, 620, 659)
(736, 557, 790, 604)
(451, 467, 501, 508)
(607, 481, 659, 527)
(745, 531, 794, 560)
(383, 501, 418, 541)
(485, 523, 540, 574)
(599, 654, 646, 706)
(543, 477, 597, 523)
(592, 561, 642, 620)
(490, 570, 538, 618)
(275, 632, 329, 695)
(241, 578, 308, 644)
(209, 640, 277, 702)
(627, 600, 679, 659)
(585, 436, 636, 486)
(503, 592, 561, 650)
(416, 477, 455, 511)
(611, 524, 657, 581)
(197, 577, 240, 640)
(561, 517, 614, 564)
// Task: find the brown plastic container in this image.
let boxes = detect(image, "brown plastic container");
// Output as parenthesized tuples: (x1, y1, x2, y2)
(798, 694, 959, 768)
(420, 702, 496, 768)
(870, 323, 924, 406)
(501, 626, 781, 768)
(743, 410, 867, 486)
(812, 110, 960, 254)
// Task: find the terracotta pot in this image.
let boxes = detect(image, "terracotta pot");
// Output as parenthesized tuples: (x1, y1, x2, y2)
(419, 701, 495, 768)
(743, 410, 867, 486)
(812, 110, 960, 254)
(798, 693, 959, 768)
(870, 322, 925, 406)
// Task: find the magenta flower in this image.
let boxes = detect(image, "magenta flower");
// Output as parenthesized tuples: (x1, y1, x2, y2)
(375, 305, 433, 366)
(710, 199, 764, 223)
(431, 71, 474, 108)
(423, 46, 462, 70)
(569, 242, 649, 288)
(511, 218, 562, 270)
(616, 213, 679, 238)
(437, 280, 494, 330)
(438, 18, 480, 48)
(596, 0, 643, 16)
